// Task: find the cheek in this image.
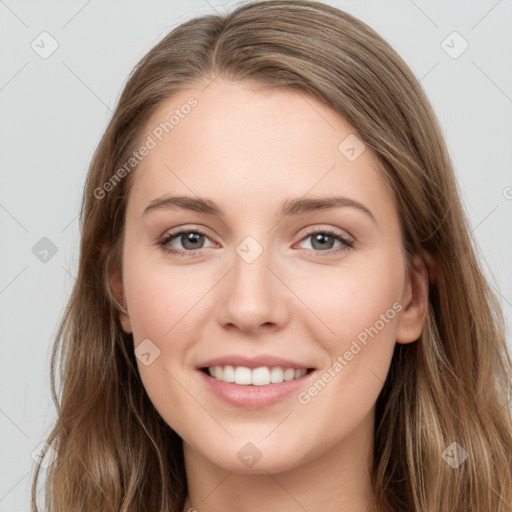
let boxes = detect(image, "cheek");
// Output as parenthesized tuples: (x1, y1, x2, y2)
(295, 249, 405, 347)
(292, 278, 400, 433)
(121, 251, 211, 432)
(122, 239, 211, 341)
(291, 249, 405, 413)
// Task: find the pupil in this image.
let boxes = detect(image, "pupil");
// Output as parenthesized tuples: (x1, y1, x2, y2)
(312, 233, 334, 250)
(183, 232, 203, 250)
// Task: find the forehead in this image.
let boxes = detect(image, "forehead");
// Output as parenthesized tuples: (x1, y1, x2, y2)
(127, 78, 395, 221)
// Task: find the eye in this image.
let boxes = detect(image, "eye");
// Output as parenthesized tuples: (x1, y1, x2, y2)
(158, 227, 216, 257)
(157, 226, 354, 258)
(296, 227, 354, 256)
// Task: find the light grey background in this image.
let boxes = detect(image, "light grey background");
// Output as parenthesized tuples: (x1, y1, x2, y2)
(1, 1, 511, 510)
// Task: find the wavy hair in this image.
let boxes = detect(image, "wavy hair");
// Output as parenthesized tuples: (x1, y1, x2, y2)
(32, 1, 512, 511)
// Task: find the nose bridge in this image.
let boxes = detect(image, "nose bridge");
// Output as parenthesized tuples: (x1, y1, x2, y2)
(216, 234, 288, 331)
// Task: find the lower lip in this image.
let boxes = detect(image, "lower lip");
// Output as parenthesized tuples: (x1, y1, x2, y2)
(198, 369, 315, 408)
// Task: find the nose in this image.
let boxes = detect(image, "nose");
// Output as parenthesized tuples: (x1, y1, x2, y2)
(215, 241, 291, 334)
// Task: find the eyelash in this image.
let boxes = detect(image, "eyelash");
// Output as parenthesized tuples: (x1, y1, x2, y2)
(157, 226, 354, 258)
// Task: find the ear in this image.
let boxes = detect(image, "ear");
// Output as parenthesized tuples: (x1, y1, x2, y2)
(396, 253, 430, 344)
(110, 266, 132, 334)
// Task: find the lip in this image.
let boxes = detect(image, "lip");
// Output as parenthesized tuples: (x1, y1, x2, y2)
(196, 354, 313, 370)
(198, 368, 316, 408)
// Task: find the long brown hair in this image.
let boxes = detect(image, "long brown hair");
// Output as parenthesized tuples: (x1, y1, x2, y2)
(32, 1, 512, 510)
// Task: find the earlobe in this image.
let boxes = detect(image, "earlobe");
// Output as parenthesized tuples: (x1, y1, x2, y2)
(110, 266, 132, 334)
(396, 253, 430, 344)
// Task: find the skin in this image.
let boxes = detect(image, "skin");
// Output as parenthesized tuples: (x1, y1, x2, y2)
(111, 78, 429, 512)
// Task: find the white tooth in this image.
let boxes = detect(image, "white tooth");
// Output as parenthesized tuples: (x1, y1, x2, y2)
(234, 366, 252, 385)
(251, 367, 271, 386)
(283, 368, 295, 381)
(222, 365, 235, 382)
(207, 365, 308, 384)
(269, 367, 284, 383)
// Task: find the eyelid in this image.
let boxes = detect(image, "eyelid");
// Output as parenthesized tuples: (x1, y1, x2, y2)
(299, 224, 354, 242)
(159, 224, 214, 242)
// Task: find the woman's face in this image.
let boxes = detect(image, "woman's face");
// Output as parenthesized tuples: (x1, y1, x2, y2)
(113, 78, 427, 474)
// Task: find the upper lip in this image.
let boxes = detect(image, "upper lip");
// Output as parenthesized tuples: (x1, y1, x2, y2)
(197, 355, 314, 370)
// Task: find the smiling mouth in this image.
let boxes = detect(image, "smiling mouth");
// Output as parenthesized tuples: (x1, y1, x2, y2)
(200, 366, 315, 386)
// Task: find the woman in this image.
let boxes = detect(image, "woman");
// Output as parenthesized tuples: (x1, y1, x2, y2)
(31, 1, 512, 511)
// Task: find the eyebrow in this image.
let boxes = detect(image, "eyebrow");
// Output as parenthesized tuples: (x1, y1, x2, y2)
(142, 194, 376, 223)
